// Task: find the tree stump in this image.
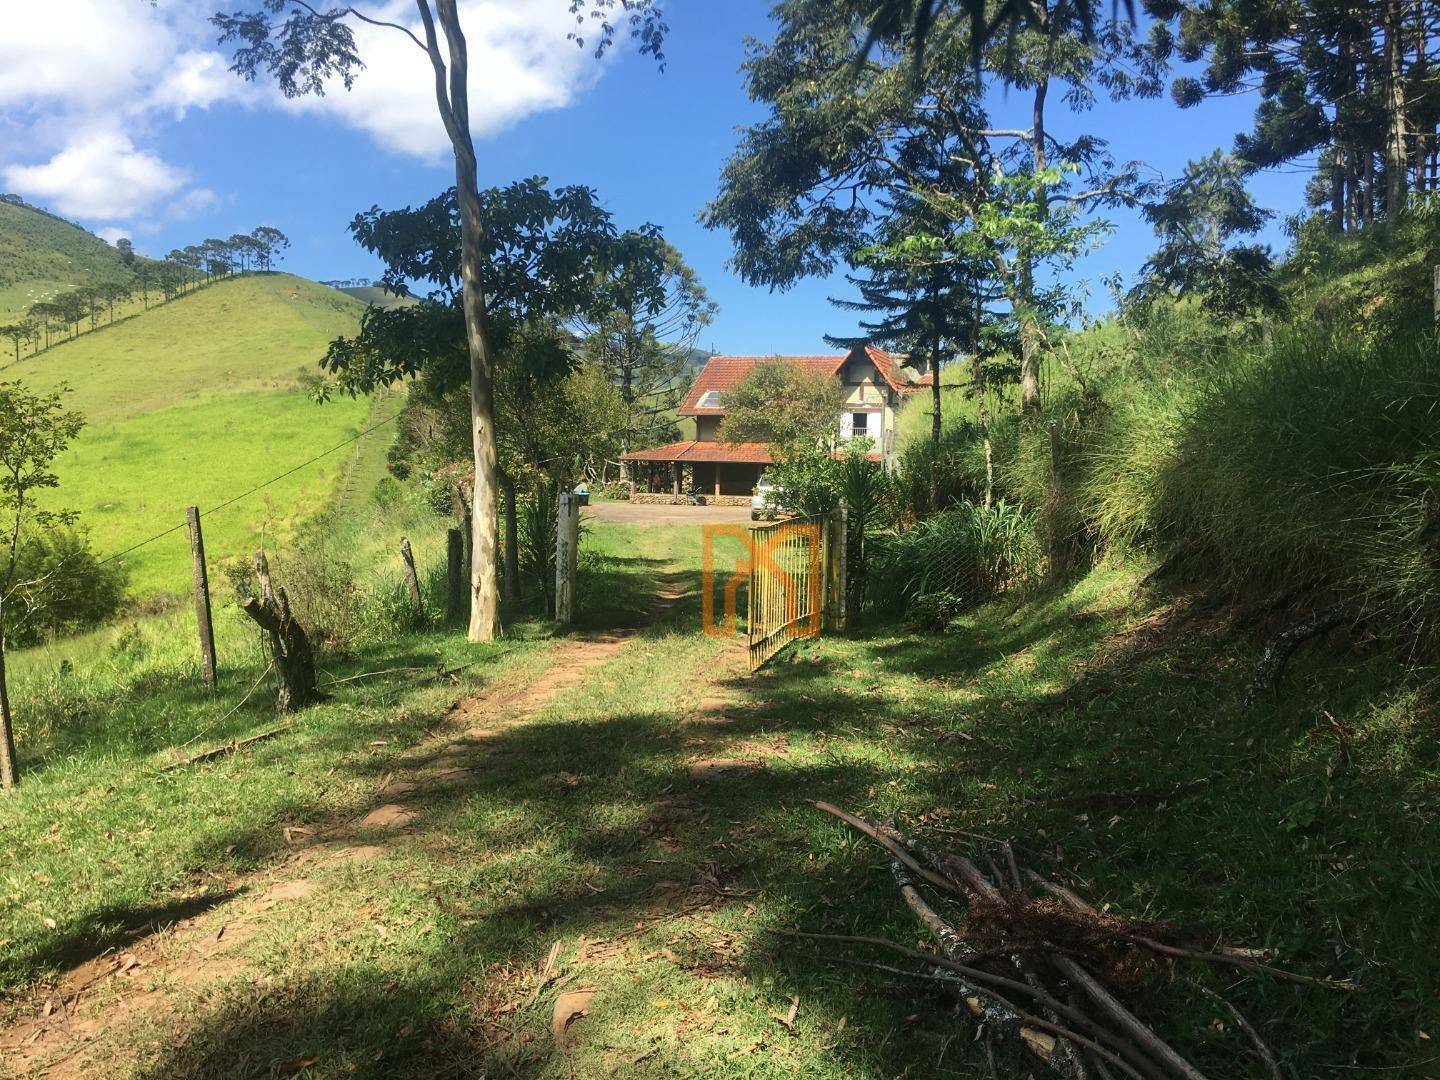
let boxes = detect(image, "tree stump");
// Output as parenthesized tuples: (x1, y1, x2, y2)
(239, 551, 318, 713)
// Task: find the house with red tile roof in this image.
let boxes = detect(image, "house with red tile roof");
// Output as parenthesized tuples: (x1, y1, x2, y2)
(619, 344, 928, 504)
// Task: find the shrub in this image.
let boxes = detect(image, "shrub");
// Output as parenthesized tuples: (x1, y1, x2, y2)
(871, 501, 1041, 614)
(7, 526, 127, 645)
(908, 591, 966, 632)
(519, 486, 557, 614)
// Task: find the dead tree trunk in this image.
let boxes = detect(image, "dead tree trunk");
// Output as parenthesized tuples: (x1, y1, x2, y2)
(1245, 606, 1348, 707)
(239, 551, 317, 714)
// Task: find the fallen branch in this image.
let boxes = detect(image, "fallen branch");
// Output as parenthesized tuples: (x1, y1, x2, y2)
(1245, 605, 1349, 707)
(160, 723, 293, 772)
(1196, 986, 1281, 1080)
(806, 803, 1346, 1077)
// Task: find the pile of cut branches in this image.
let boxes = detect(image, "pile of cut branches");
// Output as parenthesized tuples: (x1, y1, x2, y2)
(794, 802, 1355, 1080)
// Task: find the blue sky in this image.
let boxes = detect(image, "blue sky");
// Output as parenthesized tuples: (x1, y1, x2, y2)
(2, 1, 1310, 354)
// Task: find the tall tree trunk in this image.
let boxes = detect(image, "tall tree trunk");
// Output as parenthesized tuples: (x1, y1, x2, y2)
(929, 334, 943, 448)
(973, 351, 993, 510)
(1384, 0, 1409, 219)
(0, 615, 18, 789)
(1331, 140, 1346, 230)
(427, 1, 502, 642)
(1019, 61, 1050, 416)
(1363, 148, 1375, 226)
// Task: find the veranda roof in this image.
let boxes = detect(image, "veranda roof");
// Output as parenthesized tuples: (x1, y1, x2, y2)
(619, 440, 774, 464)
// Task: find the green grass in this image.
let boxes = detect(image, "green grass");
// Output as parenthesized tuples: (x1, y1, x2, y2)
(55, 389, 376, 596)
(15, 275, 364, 422)
(0, 200, 134, 313)
(2, 519, 1434, 1076)
(8, 274, 377, 599)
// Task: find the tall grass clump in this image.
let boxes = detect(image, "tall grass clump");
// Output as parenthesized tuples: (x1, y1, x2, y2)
(870, 500, 1041, 612)
(1056, 325, 1440, 638)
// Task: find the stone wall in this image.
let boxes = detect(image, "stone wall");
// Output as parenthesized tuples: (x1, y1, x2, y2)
(629, 492, 751, 507)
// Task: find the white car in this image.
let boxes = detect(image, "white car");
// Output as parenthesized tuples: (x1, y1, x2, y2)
(751, 475, 784, 520)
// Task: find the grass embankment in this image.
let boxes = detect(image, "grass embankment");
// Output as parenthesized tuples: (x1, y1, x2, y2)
(2, 516, 1433, 1077)
(13, 274, 380, 597)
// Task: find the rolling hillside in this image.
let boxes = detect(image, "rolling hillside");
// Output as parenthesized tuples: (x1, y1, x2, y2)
(14, 274, 388, 598)
(0, 197, 138, 320)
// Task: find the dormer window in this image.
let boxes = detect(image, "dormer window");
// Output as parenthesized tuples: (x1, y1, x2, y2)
(697, 390, 722, 408)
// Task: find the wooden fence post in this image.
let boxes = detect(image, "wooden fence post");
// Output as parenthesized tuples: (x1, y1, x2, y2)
(186, 506, 217, 690)
(555, 491, 579, 625)
(446, 528, 464, 622)
(400, 537, 424, 618)
(826, 502, 848, 632)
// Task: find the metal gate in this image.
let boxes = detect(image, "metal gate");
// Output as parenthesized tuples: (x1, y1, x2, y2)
(747, 508, 846, 670)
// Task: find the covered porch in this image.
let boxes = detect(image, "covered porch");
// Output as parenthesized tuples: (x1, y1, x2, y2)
(619, 440, 772, 506)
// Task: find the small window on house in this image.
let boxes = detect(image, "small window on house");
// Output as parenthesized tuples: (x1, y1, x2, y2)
(851, 411, 870, 436)
(697, 390, 722, 408)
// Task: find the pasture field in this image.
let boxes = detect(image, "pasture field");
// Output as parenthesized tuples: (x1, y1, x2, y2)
(11, 274, 382, 598)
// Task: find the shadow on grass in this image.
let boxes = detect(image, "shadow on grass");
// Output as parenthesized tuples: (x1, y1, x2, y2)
(29, 890, 241, 983)
(40, 552, 1440, 1076)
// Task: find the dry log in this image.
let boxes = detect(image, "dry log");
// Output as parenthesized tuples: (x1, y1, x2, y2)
(1024, 869, 1354, 991)
(836, 957, 1150, 1080)
(814, 801, 967, 899)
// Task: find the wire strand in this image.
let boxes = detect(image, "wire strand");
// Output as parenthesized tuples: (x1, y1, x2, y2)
(98, 408, 404, 566)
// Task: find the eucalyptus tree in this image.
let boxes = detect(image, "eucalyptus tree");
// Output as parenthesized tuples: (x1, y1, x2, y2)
(704, 0, 1159, 419)
(572, 235, 716, 454)
(317, 177, 655, 608)
(214, 0, 667, 642)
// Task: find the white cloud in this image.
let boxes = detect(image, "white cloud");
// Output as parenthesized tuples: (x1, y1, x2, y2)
(281, 0, 610, 159)
(3, 133, 190, 220)
(0, 0, 620, 227)
(172, 188, 222, 219)
(96, 227, 131, 246)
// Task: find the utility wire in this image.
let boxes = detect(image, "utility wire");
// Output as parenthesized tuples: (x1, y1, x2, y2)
(98, 408, 405, 566)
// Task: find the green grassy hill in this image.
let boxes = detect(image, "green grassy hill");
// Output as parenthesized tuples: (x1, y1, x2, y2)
(0, 198, 137, 320)
(15, 274, 385, 598)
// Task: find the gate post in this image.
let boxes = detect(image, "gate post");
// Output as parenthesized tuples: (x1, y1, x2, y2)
(826, 502, 848, 632)
(555, 490, 579, 625)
